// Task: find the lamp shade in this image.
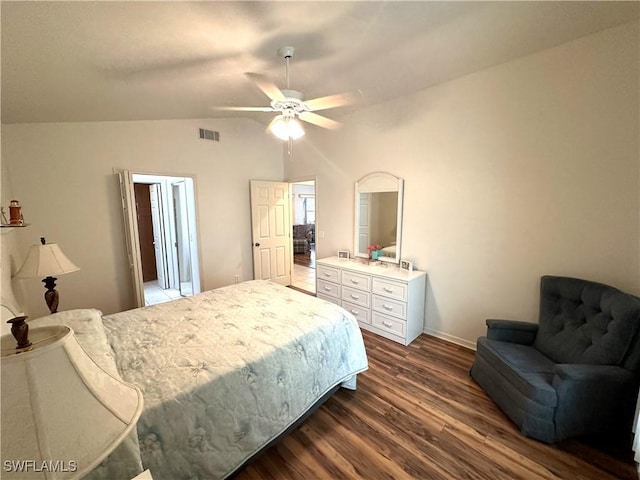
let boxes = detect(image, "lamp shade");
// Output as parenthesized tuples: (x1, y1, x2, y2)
(1, 325, 143, 479)
(269, 115, 305, 141)
(14, 243, 80, 279)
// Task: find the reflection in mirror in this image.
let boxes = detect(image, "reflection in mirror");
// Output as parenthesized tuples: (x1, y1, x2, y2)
(357, 192, 398, 256)
(354, 172, 404, 263)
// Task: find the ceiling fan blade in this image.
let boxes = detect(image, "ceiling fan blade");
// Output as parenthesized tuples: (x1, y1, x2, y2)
(245, 73, 285, 101)
(211, 106, 275, 112)
(303, 91, 361, 111)
(299, 111, 342, 130)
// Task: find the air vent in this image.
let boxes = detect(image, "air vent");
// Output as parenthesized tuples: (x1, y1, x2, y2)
(199, 129, 220, 142)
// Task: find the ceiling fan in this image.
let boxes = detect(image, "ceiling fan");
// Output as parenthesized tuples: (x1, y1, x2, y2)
(215, 46, 359, 141)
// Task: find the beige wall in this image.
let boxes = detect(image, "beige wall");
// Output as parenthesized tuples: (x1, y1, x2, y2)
(286, 21, 640, 348)
(2, 118, 282, 318)
(1, 153, 22, 328)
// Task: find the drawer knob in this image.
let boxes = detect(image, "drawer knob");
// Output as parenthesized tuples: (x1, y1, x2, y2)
(351, 309, 359, 315)
(351, 294, 359, 300)
(324, 272, 332, 277)
(383, 304, 393, 310)
(383, 287, 393, 293)
(383, 321, 393, 327)
(351, 279, 359, 284)
(324, 286, 332, 291)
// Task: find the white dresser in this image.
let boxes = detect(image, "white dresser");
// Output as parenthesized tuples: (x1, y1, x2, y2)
(316, 256, 426, 346)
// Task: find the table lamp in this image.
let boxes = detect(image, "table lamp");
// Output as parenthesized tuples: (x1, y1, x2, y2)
(1, 321, 143, 479)
(14, 237, 80, 313)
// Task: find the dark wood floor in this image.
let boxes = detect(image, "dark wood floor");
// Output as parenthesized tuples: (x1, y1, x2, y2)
(293, 245, 315, 268)
(237, 330, 637, 480)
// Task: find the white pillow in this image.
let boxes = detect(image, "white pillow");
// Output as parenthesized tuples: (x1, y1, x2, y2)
(29, 309, 119, 376)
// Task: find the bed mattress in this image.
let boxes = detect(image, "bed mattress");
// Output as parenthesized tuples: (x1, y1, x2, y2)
(99, 279, 368, 479)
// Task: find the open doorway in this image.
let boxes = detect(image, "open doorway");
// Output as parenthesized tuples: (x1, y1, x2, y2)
(118, 171, 201, 307)
(290, 180, 316, 294)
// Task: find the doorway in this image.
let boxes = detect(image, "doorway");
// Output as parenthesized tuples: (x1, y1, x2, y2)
(118, 171, 201, 307)
(290, 180, 316, 294)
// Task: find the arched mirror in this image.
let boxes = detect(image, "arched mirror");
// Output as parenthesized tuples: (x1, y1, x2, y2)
(354, 172, 404, 263)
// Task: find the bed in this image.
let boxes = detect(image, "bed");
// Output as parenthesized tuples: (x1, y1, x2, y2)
(380, 244, 397, 258)
(21, 280, 369, 479)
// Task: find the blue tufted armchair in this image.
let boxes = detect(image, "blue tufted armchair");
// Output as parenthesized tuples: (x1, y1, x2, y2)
(470, 275, 640, 443)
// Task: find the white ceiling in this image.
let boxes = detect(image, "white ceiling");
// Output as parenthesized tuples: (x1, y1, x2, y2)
(2, 1, 638, 125)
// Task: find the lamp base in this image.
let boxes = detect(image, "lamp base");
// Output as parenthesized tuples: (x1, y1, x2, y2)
(43, 276, 59, 314)
(7, 316, 32, 351)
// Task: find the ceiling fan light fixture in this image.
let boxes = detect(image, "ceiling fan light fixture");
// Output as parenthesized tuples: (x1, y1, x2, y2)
(220, 46, 356, 140)
(270, 115, 305, 141)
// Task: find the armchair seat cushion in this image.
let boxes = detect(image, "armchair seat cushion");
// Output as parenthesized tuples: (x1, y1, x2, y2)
(476, 337, 557, 407)
(292, 238, 309, 254)
(470, 349, 556, 442)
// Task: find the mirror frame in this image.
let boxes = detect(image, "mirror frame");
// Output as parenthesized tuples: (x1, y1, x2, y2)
(353, 172, 404, 264)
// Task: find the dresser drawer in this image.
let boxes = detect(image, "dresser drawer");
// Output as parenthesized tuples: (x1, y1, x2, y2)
(342, 300, 371, 325)
(372, 277, 408, 302)
(341, 286, 370, 308)
(341, 270, 371, 292)
(372, 311, 406, 337)
(372, 295, 406, 320)
(317, 279, 341, 299)
(316, 292, 340, 306)
(317, 265, 341, 284)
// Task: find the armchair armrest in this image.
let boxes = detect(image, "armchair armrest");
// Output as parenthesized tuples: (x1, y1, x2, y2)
(486, 319, 538, 345)
(553, 364, 635, 384)
(552, 364, 638, 437)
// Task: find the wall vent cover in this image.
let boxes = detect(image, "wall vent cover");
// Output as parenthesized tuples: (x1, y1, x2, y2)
(199, 129, 220, 141)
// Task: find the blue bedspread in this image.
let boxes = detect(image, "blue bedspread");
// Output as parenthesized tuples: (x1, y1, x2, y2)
(87, 280, 369, 479)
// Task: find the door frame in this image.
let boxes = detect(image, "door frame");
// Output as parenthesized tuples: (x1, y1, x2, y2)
(287, 176, 317, 291)
(171, 179, 197, 296)
(117, 169, 202, 308)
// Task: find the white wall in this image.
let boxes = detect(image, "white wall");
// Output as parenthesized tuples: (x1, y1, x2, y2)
(2, 118, 282, 318)
(1, 153, 23, 331)
(286, 21, 640, 348)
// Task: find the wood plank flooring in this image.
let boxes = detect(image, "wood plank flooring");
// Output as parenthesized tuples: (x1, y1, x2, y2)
(236, 330, 637, 480)
(294, 245, 315, 268)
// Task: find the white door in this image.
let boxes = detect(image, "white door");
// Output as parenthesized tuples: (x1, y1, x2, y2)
(117, 170, 145, 308)
(250, 180, 291, 286)
(150, 184, 168, 289)
(180, 177, 200, 295)
(172, 181, 193, 296)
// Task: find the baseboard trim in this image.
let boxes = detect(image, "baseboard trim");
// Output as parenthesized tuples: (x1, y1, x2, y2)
(424, 328, 476, 351)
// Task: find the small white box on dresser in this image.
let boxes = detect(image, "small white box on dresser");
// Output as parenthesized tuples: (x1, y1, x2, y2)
(316, 256, 426, 346)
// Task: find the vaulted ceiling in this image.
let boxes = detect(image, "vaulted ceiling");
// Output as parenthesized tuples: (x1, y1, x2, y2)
(2, 1, 638, 125)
